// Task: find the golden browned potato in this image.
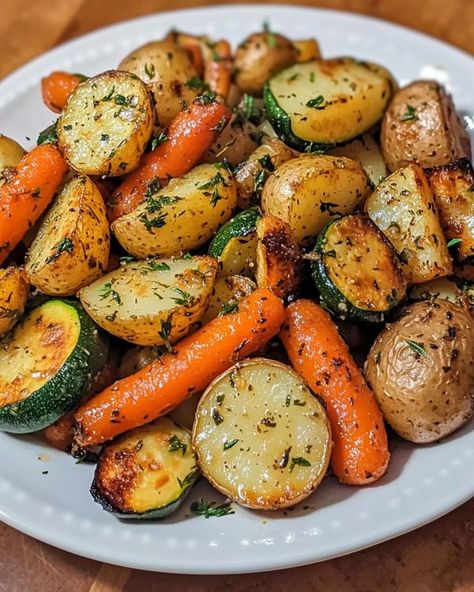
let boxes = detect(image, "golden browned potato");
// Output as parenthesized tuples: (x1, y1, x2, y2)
(112, 164, 237, 258)
(202, 113, 260, 167)
(426, 159, 474, 261)
(58, 70, 154, 176)
(293, 38, 321, 62)
(119, 40, 199, 127)
(234, 32, 298, 96)
(79, 255, 217, 346)
(409, 277, 474, 315)
(365, 300, 474, 443)
(262, 154, 371, 247)
(365, 164, 452, 284)
(200, 274, 256, 324)
(25, 176, 110, 296)
(235, 137, 295, 209)
(0, 135, 25, 185)
(0, 267, 29, 336)
(381, 80, 471, 172)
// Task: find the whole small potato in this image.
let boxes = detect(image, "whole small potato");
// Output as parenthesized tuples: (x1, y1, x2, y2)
(365, 300, 474, 443)
(119, 40, 199, 127)
(234, 32, 298, 96)
(381, 80, 471, 172)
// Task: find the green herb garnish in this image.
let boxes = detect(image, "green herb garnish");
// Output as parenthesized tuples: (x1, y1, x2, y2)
(45, 237, 74, 263)
(306, 95, 325, 109)
(169, 435, 187, 455)
(447, 238, 463, 248)
(219, 301, 239, 316)
(144, 62, 155, 79)
(191, 498, 235, 518)
(158, 318, 173, 352)
(405, 339, 427, 357)
(400, 105, 418, 121)
(223, 438, 239, 451)
(99, 282, 121, 305)
(289, 456, 311, 472)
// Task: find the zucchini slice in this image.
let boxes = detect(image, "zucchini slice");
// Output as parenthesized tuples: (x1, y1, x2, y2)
(91, 417, 199, 519)
(208, 208, 261, 277)
(0, 299, 107, 433)
(193, 358, 332, 510)
(311, 214, 407, 323)
(264, 58, 394, 151)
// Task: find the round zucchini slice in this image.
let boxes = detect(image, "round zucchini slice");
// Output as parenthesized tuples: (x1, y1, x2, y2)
(91, 417, 199, 519)
(264, 58, 394, 151)
(193, 358, 332, 510)
(311, 214, 407, 323)
(208, 208, 261, 277)
(0, 299, 108, 433)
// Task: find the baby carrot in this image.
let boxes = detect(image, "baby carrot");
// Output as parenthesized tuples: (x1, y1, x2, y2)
(74, 288, 285, 447)
(107, 96, 231, 221)
(280, 299, 390, 485)
(0, 144, 68, 265)
(41, 71, 84, 113)
(202, 40, 233, 97)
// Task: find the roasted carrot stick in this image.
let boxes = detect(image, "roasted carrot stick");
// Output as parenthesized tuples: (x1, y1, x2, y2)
(107, 97, 231, 221)
(74, 288, 285, 447)
(280, 300, 390, 485)
(41, 71, 84, 113)
(202, 40, 233, 97)
(0, 144, 68, 265)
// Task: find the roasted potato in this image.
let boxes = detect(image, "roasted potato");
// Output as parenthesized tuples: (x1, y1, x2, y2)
(293, 38, 321, 62)
(193, 358, 332, 509)
(0, 134, 25, 185)
(410, 277, 474, 315)
(365, 300, 474, 443)
(262, 154, 371, 247)
(381, 80, 471, 172)
(202, 113, 261, 167)
(365, 163, 452, 284)
(25, 175, 110, 296)
(256, 215, 302, 299)
(0, 267, 29, 336)
(119, 40, 199, 127)
(112, 164, 237, 258)
(234, 32, 298, 96)
(117, 345, 160, 379)
(58, 70, 154, 176)
(200, 274, 256, 324)
(328, 134, 388, 189)
(426, 159, 474, 261)
(235, 137, 295, 209)
(79, 255, 217, 346)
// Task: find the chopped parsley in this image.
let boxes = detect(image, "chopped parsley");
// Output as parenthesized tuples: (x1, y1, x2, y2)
(405, 339, 427, 357)
(150, 131, 168, 151)
(185, 76, 209, 92)
(171, 287, 192, 306)
(177, 468, 198, 489)
(289, 456, 311, 472)
(99, 282, 121, 305)
(306, 95, 325, 109)
(223, 438, 239, 451)
(253, 169, 267, 193)
(400, 105, 418, 121)
(198, 171, 228, 207)
(262, 20, 276, 48)
(139, 212, 167, 231)
(447, 238, 463, 248)
(158, 318, 173, 352)
(45, 237, 74, 263)
(147, 260, 170, 272)
(145, 194, 183, 214)
(169, 435, 187, 455)
(219, 301, 239, 316)
(191, 498, 235, 518)
(144, 62, 155, 79)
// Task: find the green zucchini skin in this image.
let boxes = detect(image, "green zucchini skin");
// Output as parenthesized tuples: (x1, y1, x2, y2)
(311, 215, 406, 324)
(0, 299, 108, 433)
(90, 418, 199, 520)
(263, 85, 334, 153)
(208, 207, 261, 258)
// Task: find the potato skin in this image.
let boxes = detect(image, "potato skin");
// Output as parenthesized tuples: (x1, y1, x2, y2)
(0, 267, 29, 336)
(58, 70, 154, 177)
(381, 80, 471, 172)
(235, 32, 298, 96)
(112, 164, 237, 258)
(262, 154, 371, 247)
(365, 300, 474, 443)
(25, 175, 110, 296)
(119, 40, 198, 127)
(202, 114, 260, 167)
(0, 135, 25, 185)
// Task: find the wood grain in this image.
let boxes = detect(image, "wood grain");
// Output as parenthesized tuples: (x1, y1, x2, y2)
(0, 1, 473, 591)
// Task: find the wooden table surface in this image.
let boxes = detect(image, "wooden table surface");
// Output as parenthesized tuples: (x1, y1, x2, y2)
(0, 1, 473, 591)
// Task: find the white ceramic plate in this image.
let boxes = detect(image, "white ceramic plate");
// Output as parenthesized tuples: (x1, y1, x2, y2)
(0, 4, 473, 575)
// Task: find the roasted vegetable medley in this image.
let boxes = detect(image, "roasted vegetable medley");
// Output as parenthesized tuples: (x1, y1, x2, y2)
(0, 24, 473, 519)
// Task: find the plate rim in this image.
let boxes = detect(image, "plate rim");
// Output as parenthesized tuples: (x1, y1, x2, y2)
(0, 3, 472, 574)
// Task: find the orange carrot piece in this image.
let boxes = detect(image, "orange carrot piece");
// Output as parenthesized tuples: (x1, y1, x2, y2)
(280, 300, 390, 485)
(202, 40, 233, 98)
(41, 71, 83, 113)
(107, 97, 231, 221)
(0, 144, 68, 265)
(74, 288, 285, 447)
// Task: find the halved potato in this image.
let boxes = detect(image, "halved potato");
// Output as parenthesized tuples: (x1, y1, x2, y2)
(79, 255, 217, 345)
(256, 215, 301, 299)
(193, 358, 332, 510)
(0, 267, 29, 336)
(381, 80, 471, 172)
(365, 163, 452, 284)
(200, 275, 256, 324)
(262, 154, 371, 247)
(425, 159, 474, 261)
(409, 277, 474, 314)
(119, 40, 199, 128)
(25, 175, 110, 296)
(58, 70, 154, 176)
(328, 134, 388, 189)
(112, 164, 237, 258)
(0, 135, 25, 185)
(234, 138, 295, 209)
